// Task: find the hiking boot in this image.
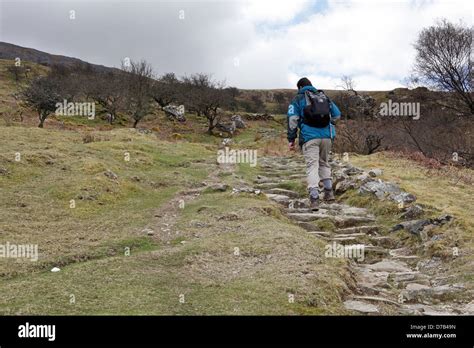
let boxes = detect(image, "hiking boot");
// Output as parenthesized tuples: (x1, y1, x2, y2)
(323, 188, 335, 202)
(310, 197, 320, 211)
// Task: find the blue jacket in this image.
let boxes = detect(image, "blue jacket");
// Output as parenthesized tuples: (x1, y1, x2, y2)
(287, 86, 341, 145)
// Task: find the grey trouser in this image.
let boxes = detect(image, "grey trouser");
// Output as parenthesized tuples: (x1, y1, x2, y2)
(301, 138, 332, 190)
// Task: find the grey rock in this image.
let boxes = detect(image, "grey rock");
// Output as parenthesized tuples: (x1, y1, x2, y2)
(215, 121, 236, 136)
(333, 215, 376, 227)
(343, 166, 364, 176)
(335, 180, 357, 194)
(104, 170, 118, 180)
(142, 228, 155, 236)
(207, 183, 229, 192)
(391, 215, 453, 236)
(368, 169, 383, 177)
(222, 138, 232, 146)
(344, 300, 379, 313)
(265, 193, 290, 205)
(355, 173, 373, 183)
(365, 260, 412, 273)
(359, 179, 416, 203)
(400, 204, 424, 219)
(163, 104, 186, 122)
(402, 284, 465, 303)
(231, 115, 246, 129)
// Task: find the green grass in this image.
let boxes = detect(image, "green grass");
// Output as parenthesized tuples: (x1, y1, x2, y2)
(0, 171, 353, 315)
(0, 126, 213, 278)
(0, 124, 355, 315)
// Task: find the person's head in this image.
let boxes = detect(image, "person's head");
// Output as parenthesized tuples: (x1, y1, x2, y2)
(297, 77, 312, 90)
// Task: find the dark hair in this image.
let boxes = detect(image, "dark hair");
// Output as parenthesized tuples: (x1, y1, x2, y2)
(297, 77, 312, 89)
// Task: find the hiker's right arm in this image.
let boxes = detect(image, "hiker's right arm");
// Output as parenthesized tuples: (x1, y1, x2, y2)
(287, 98, 300, 145)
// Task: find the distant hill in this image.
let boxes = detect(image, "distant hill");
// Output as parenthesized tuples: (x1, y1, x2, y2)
(0, 41, 118, 74)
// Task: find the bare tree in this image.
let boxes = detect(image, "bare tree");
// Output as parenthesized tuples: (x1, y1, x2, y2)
(338, 75, 358, 96)
(411, 19, 473, 114)
(273, 91, 293, 114)
(181, 73, 227, 134)
(7, 65, 25, 82)
(122, 60, 154, 128)
(20, 76, 63, 128)
(152, 72, 181, 108)
(88, 71, 126, 124)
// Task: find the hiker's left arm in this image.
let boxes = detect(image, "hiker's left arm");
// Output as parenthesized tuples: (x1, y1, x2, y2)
(330, 101, 341, 122)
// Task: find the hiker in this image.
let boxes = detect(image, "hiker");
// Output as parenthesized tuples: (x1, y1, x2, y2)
(287, 77, 341, 210)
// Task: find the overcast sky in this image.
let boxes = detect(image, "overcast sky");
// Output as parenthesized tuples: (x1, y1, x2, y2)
(0, 0, 472, 90)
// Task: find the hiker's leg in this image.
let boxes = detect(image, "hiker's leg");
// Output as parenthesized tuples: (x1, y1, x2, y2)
(319, 139, 332, 190)
(302, 139, 321, 199)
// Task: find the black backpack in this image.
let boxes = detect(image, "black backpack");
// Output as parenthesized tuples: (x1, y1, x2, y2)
(302, 90, 331, 128)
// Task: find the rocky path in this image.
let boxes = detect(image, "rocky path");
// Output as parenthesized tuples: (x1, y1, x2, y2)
(254, 155, 473, 315)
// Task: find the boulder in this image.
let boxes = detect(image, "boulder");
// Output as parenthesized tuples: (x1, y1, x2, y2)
(163, 104, 186, 122)
(359, 179, 416, 203)
(231, 115, 246, 128)
(391, 215, 453, 236)
(400, 204, 424, 219)
(368, 169, 383, 177)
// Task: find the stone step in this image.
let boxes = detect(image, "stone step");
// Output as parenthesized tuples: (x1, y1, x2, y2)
(264, 188, 300, 198)
(333, 215, 376, 228)
(318, 203, 370, 216)
(364, 245, 390, 255)
(335, 225, 380, 235)
(307, 231, 332, 237)
(255, 182, 284, 189)
(400, 284, 465, 303)
(265, 193, 290, 205)
(288, 198, 310, 209)
(333, 232, 366, 238)
(254, 176, 286, 184)
(400, 303, 458, 316)
(368, 236, 397, 249)
(356, 268, 391, 288)
(351, 295, 401, 307)
(364, 260, 412, 273)
(287, 212, 334, 222)
(343, 300, 379, 313)
(388, 272, 431, 288)
(329, 236, 358, 242)
(389, 249, 420, 260)
(289, 213, 375, 228)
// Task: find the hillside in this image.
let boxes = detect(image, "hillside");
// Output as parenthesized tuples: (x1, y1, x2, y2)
(0, 54, 473, 315)
(0, 42, 119, 73)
